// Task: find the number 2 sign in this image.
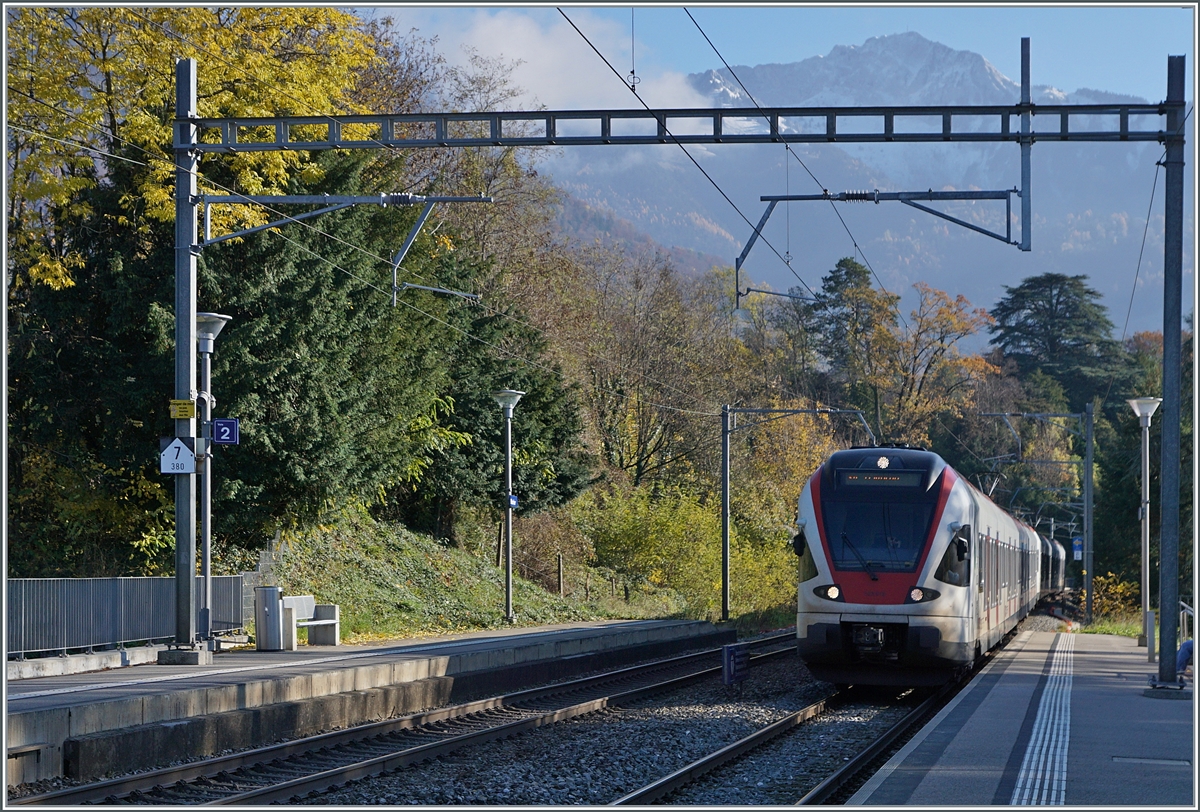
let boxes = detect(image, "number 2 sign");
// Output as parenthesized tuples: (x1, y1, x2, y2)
(212, 418, 240, 445)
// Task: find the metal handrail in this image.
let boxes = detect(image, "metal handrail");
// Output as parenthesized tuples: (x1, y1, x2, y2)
(6, 576, 244, 658)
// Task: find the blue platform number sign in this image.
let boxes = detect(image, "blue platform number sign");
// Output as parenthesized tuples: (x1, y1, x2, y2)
(1072, 537, 1083, 561)
(509, 494, 518, 509)
(722, 643, 749, 686)
(212, 418, 240, 445)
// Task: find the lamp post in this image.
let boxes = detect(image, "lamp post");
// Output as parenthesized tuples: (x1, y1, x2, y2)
(197, 313, 232, 642)
(492, 389, 524, 623)
(1128, 397, 1162, 661)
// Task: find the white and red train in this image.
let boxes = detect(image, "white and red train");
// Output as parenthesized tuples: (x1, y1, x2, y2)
(793, 446, 1066, 686)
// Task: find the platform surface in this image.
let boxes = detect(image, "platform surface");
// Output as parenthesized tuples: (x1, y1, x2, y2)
(850, 630, 1195, 806)
(6, 619, 712, 714)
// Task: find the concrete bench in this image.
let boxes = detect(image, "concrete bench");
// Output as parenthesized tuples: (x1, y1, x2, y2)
(280, 595, 340, 649)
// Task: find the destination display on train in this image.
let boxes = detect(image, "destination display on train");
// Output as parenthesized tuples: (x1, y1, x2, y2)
(838, 470, 924, 487)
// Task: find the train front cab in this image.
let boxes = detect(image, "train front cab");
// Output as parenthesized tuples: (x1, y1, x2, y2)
(794, 449, 976, 686)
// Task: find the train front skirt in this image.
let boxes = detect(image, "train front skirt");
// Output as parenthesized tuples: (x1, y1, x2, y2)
(797, 613, 972, 686)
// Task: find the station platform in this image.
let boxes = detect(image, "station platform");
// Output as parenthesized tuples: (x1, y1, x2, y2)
(850, 630, 1195, 806)
(5, 618, 733, 786)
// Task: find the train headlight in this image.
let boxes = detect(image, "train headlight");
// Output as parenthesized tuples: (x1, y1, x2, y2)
(814, 584, 844, 602)
(906, 586, 941, 603)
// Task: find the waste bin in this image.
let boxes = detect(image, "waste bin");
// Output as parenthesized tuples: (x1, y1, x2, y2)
(255, 585, 283, 651)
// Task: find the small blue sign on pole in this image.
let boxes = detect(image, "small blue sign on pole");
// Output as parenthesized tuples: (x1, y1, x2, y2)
(509, 494, 518, 509)
(1072, 537, 1083, 561)
(722, 643, 749, 686)
(211, 417, 240, 445)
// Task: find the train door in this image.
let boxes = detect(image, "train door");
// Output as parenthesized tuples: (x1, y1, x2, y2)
(991, 533, 999, 631)
(988, 532, 998, 638)
(976, 529, 987, 641)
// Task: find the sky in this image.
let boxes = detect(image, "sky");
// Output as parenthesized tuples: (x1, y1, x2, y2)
(359, 4, 1196, 110)
(355, 3, 1196, 334)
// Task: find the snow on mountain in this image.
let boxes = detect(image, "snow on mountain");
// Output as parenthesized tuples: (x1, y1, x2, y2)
(542, 32, 1190, 334)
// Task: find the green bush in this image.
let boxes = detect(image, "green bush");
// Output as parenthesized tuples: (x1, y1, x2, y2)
(1092, 572, 1140, 618)
(572, 484, 796, 621)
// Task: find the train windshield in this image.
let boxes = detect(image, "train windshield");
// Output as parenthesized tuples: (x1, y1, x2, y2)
(820, 500, 935, 574)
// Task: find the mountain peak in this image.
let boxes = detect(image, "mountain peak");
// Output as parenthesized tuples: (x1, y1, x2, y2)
(691, 32, 1022, 108)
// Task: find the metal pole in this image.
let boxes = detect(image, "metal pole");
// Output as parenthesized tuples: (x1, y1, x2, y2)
(1141, 415, 1152, 653)
(1019, 37, 1031, 252)
(503, 404, 514, 622)
(1158, 55, 1185, 685)
(721, 406, 731, 622)
(1083, 402, 1094, 624)
(174, 59, 198, 648)
(199, 349, 212, 640)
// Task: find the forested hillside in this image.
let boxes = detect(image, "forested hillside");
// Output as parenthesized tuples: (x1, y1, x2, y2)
(7, 8, 1190, 620)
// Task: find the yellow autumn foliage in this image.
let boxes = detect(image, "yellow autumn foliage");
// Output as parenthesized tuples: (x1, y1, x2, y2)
(7, 7, 378, 287)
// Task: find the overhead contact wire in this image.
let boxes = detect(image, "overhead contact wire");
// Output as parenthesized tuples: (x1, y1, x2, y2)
(1100, 103, 1192, 405)
(117, 13, 710, 403)
(683, 7, 907, 324)
(557, 7, 817, 298)
(270, 227, 718, 417)
(11, 45, 705, 408)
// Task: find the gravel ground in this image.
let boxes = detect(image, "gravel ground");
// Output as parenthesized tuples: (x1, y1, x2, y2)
(306, 653, 832, 805)
(666, 697, 914, 805)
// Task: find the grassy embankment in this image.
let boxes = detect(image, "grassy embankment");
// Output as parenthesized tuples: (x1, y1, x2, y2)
(259, 504, 796, 645)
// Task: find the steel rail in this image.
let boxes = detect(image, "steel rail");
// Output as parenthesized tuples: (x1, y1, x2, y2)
(12, 633, 795, 806)
(795, 687, 949, 805)
(612, 640, 1001, 805)
(209, 645, 796, 805)
(610, 692, 837, 805)
(797, 647, 997, 805)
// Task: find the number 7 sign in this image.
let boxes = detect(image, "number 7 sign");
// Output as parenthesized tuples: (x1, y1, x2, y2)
(211, 418, 240, 445)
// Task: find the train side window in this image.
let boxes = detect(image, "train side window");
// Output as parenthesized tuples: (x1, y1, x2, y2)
(935, 524, 970, 586)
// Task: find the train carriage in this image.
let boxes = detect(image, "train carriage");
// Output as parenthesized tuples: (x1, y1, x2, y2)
(792, 446, 1051, 687)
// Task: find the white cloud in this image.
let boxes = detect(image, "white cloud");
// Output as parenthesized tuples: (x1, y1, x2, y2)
(381, 7, 710, 111)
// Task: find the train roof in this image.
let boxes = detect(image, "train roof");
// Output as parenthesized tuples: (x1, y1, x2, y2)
(827, 446, 947, 472)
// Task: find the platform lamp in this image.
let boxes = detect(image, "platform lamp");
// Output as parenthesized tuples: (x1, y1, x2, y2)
(492, 389, 525, 623)
(1127, 396, 1162, 661)
(197, 312, 232, 643)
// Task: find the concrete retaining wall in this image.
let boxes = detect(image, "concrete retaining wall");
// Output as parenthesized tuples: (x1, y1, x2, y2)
(9, 622, 735, 784)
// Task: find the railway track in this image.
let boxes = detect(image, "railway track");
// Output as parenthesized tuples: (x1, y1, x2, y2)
(12, 633, 794, 806)
(613, 645, 993, 805)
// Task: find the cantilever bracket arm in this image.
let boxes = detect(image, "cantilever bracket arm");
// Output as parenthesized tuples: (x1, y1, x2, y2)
(200, 203, 354, 247)
(734, 187, 1026, 312)
(899, 193, 1018, 246)
(733, 200, 778, 313)
(191, 192, 492, 305)
(391, 196, 493, 306)
(755, 188, 1022, 252)
(743, 287, 816, 302)
(394, 282, 479, 302)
